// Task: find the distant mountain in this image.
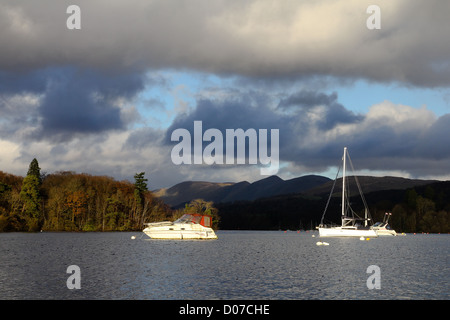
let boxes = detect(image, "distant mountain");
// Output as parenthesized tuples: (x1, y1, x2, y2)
(155, 174, 441, 208)
(305, 175, 438, 197)
(154, 175, 331, 207)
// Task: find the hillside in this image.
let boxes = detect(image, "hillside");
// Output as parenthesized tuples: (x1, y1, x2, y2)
(155, 174, 439, 207)
(305, 175, 438, 196)
(154, 175, 331, 207)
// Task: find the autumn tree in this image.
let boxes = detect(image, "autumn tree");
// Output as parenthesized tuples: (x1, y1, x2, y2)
(66, 190, 89, 225)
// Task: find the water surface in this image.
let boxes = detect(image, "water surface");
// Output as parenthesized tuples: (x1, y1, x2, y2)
(0, 231, 448, 299)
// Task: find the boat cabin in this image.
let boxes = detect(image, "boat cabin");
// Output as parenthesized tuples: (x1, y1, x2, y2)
(372, 222, 392, 229)
(174, 214, 213, 228)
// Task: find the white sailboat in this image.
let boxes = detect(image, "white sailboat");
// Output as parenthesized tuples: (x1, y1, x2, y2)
(318, 147, 378, 238)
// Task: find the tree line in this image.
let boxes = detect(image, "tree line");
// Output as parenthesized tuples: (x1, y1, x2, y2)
(217, 182, 450, 233)
(0, 159, 175, 231)
(365, 183, 450, 233)
(0, 159, 221, 232)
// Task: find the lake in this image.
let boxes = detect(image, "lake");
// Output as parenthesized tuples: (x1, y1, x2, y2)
(0, 231, 448, 300)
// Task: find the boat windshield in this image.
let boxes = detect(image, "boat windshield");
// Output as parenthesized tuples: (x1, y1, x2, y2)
(373, 222, 382, 227)
(373, 222, 390, 228)
(174, 214, 201, 224)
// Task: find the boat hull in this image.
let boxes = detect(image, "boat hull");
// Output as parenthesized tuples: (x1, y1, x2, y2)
(373, 229, 397, 236)
(319, 227, 378, 238)
(143, 224, 217, 240)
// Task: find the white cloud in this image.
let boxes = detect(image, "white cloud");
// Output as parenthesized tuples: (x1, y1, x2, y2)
(365, 102, 435, 127)
(0, 139, 21, 174)
(323, 102, 435, 143)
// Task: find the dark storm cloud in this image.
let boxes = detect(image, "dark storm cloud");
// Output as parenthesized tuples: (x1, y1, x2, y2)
(165, 90, 286, 143)
(164, 89, 450, 176)
(277, 90, 363, 130)
(0, 66, 146, 142)
(0, 69, 48, 94)
(1, 1, 449, 87)
(278, 91, 340, 109)
(37, 67, 145, 140)
(125, 127, 165, 151)
(417, 114, 450, 159)
(164, 89, 346, 161)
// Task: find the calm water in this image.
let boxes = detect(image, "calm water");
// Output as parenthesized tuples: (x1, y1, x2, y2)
(0, 231, 448, 300)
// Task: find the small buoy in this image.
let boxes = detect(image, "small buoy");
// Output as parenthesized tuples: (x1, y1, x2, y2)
(316, 241, 329, 246)
(366, 238, 370, 241)
(131, 236, 136, 240)
(360, 236, 365, 241)
(312, 235, 315, 238)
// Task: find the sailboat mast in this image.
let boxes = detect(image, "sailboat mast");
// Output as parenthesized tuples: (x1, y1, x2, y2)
(341, 147, 347, 223)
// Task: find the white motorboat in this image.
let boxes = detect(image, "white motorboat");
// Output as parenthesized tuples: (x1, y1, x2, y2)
(143, 213, 218, 240)
(318, 147, 378, 238)
(372, 212, 397, 236)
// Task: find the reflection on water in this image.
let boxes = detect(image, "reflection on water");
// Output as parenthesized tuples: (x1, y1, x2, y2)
(0, 231, 448, 299)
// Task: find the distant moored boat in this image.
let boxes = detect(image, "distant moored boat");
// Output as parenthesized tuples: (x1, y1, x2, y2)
(318, 147, 378, 238)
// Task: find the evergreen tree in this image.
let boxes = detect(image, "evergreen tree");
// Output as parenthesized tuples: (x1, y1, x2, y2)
(19, 159, 43, 231)
(27, 158, 42, 185)
(133, 172, 148, 221)
(20, 175, 41, 231)
(134, 172, 148, 193)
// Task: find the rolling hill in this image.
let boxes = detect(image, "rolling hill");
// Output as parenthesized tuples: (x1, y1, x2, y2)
(154, 175, 331, 207)
(154, 174, 438, 207)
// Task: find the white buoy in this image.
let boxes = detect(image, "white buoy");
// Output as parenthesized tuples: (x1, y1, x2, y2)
(131, 235, 136, 240)
(312, 235, 315, 238)
(316, 241, 329, 246)
(360, 236, 365, 241)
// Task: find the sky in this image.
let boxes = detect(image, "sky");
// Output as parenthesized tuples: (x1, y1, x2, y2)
(0, 0, 449, 189)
